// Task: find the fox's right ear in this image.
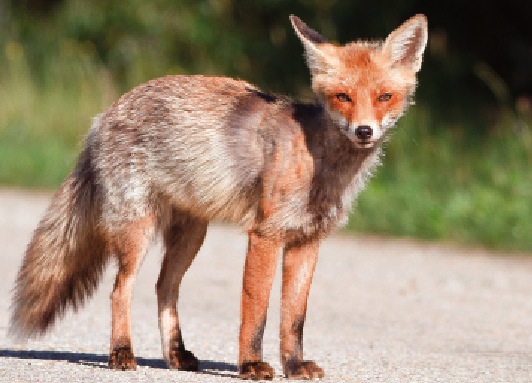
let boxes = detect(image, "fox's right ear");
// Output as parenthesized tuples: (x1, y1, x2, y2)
(290, 15, 339, 75)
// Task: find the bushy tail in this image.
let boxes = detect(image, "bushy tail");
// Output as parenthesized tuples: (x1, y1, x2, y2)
(10, 149, 109, 338)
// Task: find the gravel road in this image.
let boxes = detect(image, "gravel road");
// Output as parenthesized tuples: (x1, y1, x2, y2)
(1, 188, 531, 382)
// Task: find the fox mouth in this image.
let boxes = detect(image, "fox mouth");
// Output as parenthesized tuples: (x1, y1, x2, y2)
(354, 140, 375, 149)
(342, 129, 376, 149)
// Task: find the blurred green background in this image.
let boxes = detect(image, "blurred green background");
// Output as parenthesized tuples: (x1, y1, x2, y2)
(1, 0, 531, 251)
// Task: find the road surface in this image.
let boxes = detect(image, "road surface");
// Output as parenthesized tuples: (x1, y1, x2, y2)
(1, 188, 531, 382)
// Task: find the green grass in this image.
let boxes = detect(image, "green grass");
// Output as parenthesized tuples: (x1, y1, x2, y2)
(0, 40, 116, 187)
(1, 41, 531, 252)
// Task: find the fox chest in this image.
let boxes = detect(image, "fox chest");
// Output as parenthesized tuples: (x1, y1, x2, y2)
(255, 138, 353, 242)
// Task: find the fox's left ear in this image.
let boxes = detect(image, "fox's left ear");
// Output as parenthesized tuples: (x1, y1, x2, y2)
(382, 14, 428, 73)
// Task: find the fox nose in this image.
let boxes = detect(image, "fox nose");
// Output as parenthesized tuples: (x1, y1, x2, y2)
(355, 125, 373, 140)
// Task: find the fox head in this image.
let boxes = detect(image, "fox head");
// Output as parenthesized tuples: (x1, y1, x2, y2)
(290, 15, 428, 149)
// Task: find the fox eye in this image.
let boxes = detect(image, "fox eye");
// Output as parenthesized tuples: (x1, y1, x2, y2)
(377, 93, 393, 102)
(335, 93, 352, 102)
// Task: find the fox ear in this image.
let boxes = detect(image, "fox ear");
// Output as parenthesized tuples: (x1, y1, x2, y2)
(290, 15, 339, 74)
(382, 14, 428, 73)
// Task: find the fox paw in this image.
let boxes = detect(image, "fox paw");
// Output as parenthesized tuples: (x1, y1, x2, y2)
(167, 348, 199, 371)
(109, 346, 137, 371)
(284, 360, 324, 380)
(239, 361, 275, 380)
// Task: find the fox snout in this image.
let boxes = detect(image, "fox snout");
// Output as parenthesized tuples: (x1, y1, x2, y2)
(341, 121, 382, 149)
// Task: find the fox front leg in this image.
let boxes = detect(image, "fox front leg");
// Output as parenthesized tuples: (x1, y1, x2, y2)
(280, 240, 324, 380)
(239, 231, 281, 380)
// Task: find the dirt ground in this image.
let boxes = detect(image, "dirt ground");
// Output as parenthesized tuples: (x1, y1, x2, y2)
(1, 188, 531, 382)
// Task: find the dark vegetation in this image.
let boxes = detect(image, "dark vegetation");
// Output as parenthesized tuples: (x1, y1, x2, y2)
(1, 0, 531, 251)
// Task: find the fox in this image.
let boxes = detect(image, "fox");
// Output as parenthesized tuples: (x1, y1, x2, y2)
(10, 14, 427, 380)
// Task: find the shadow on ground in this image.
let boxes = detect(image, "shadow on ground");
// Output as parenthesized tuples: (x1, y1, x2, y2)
(0, 349, 238, 377)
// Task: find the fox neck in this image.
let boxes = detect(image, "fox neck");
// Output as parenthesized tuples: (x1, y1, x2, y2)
(292, 101, 383, 230)
(319, 105, 382, 183)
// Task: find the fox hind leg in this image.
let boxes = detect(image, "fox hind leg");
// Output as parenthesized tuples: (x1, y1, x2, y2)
(108, 216, 155, 370)
(156, 212, 207, 371)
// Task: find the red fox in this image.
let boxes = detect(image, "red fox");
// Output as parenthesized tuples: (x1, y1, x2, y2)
(10, 14, 427, 380)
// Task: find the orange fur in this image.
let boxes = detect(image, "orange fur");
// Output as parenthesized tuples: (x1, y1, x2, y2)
(239, 231, 281, 378)
(280, 240, 323, 379)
